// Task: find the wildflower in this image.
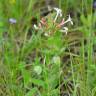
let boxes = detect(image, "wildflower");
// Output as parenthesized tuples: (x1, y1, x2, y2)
(57, 18, 65, 28)
(34, 65, 42, 75)
(38, 23, 42, 29)
(54, 7, 62, 22)
(33, 8, 73, 36)
(64, 15, 73, 25)
(40, 18, 47, 25)
(9, 18, 17, 24)
(34, 18, 47, 30)
(60, 27, 68, 34)
(44, 32, 49, 37)
(34, 24, 39, 30)
(56, 14, 73, 28)
(56, 15, 73, 34)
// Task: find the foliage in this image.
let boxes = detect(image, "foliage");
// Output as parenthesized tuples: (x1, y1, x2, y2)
(0, 0, 96, 96)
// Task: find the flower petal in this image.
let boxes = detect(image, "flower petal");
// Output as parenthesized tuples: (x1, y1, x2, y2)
(64, 15, 73, 25)
(34, 24, 39, 30)
(9, 18, 17, 24)
(54, 7, 62, 22)
(60, 27, 68, 34)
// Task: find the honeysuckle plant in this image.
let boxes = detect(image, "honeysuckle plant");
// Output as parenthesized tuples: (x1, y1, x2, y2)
(34, 7, 73, 37)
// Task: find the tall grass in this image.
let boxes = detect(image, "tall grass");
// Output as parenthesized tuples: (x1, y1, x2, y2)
(0, 0, 96, 96)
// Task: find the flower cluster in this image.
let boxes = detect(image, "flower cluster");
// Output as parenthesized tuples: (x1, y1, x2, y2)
(34, 7, 73, 36)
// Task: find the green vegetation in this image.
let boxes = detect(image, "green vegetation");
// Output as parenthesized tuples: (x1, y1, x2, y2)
(0, 0, 96, 96)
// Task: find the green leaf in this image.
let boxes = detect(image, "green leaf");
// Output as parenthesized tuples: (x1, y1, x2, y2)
(27, 0, 36, 12)
(80, 15, 87, 26)
(18, 61, 25, 70)
(0, 21, 4, 27)
(22, 69, 31, 87)
(25, 88, 37, 96)
(50, 89, 59, 96)
(31, 78, 47, 89)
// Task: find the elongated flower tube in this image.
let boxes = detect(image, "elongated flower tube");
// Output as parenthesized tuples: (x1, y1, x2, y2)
(60, 27, 68, 34)
(54, 7, 62, 22)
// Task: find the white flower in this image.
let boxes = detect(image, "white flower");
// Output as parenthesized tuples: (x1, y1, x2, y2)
(60, 27, 68, 34)
(64, 15, 73, 25)
(34, 24, 39, 30)
(54, 7, 62, 22)
(34, 65, 42, 75)
(44, 33, 49, 37)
